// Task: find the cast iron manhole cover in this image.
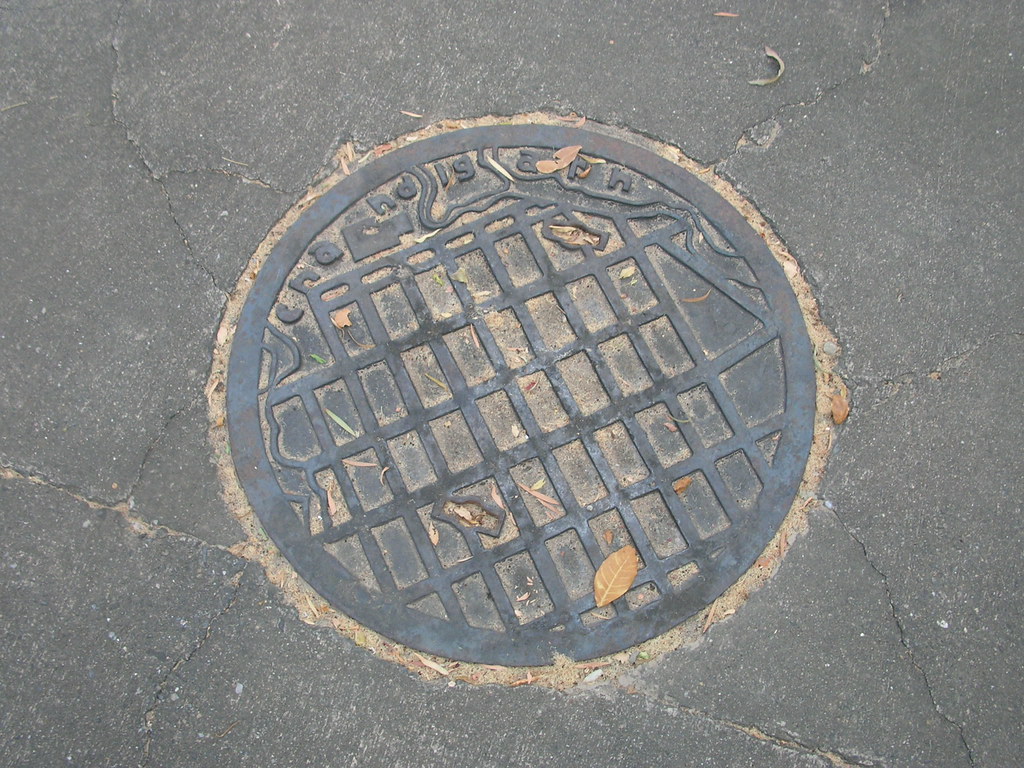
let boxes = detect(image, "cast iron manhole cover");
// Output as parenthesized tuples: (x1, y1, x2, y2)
(226, 123, 815, 665)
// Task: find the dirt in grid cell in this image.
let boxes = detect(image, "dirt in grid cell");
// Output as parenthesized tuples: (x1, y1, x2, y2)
(443, 324, 495, 387)
(667, 561, 700, 590)
(635, 402, 692, 468)
(525, 292, 577, 351)
(401, 344, 453, 409)
(594, 421, 649, 488)
(453, 572, 504, 631)
(371, 282, 419, 339)
(598, 334, 653, 397)
(716, 450, 763, 510)
(454, 248, 501, 304)
(325, 534, 380, 593)
(567, 275, 617, 333)
(556, 352, 611, 416)
(483, 308, 534, 369)
(429, 411, 484, 474)
(545, 529, 595, 602)
(407, 592, 448, 621)
(677, 384, 734, 449)
(386, 430, 437, 492)
(632, 491, 688, 559)
(573, 210, 625, 254)
(495, 233, 543, 287)
(475, 390, 528, 452)
(517, 371, 570, 432)
(415, 265, 463, 321)
(607, 257, 658, 314)
(627, 213, 677, 239)
(358, 361, 407, 427)
(552, 440, 608, 507)
(719, 338, 785, 428)
(638, 315, 695, 378)
(673, 471, 731, 539)
(625, 581, 661, 611)
(495, 551, 554, 624)
(373, 518, 428, 588)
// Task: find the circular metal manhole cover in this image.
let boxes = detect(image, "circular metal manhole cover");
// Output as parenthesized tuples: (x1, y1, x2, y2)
(225, 122, 815, 665)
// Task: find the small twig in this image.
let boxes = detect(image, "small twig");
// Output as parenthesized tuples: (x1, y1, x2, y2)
(214, 721, 240, 739)
(221, 156, 250, 167)
(0, 101, 29, 113)
(423, 371, 449, 392)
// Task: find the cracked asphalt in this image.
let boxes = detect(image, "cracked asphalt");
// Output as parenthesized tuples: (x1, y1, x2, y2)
(1, 1, 1021, 766)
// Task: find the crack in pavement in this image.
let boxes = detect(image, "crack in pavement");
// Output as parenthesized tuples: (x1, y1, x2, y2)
(607, 677, 874, 767)
(830, 509, 976, 766)
(714, 0, 891, 172)
(839, 330, 1023, 414)
(139, 564, 248, 765)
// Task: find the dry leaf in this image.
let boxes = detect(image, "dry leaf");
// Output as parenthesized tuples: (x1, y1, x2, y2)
(413, 653, 449, 676)
(702, 602, 718, 633)
(485, 155, 515, 182)
(713, 11, 739, 17)
(749, 46, 785, 86)
(664, 422, 678, 432)
(682, 289, 713, 303)
(427, 521, 440, 546)
(619, 265, 637, 279)
(516, 482, 560, 508)
(342, 457, 377, 468)
(449, 267, 469, 284)
(490, 485, 507, 511)
(216, 325, 229, 345)
(577, 165, 592, 179)
(549, 224, 601, 246)
(399, 110, 424, 118)
(530, 478, 546, 491)
(673, 476, 694, 496)
(603, 529, 614, 546)
(332, 307, 354, 329)
(831, 392, 850, 424)
(413, 229, 440, 244)
(553, 144, 582, 165)
(516, 592, 530, 602)
(536, 159, 561, 174)
(379, 466, 390, 486)
(594, 546, 639, 607)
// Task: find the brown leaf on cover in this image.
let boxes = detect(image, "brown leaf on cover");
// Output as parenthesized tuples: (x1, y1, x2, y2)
(332, 307, 354, 329)
(490, 485, 507, 511)
(682, 289, 713, 303)
(536, 159, 561, 174)
(831, 392, 850, 424)
(427, 521, 440, 546)
(549, 224, 601, 246)
(553, 144, 582, 165)
(594, 545, 639, 607)
(516, 482, 560, 508)
(673, 476, 694, 496)
(603, 529, 614, 545)
(342, 457, 377, 468)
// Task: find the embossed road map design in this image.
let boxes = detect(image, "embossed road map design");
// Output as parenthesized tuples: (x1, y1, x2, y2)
(226, 125, 815, 664)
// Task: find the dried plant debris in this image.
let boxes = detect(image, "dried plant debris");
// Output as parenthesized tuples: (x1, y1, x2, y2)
(749, 46, 785, 86)
(594, 545, 639, 607)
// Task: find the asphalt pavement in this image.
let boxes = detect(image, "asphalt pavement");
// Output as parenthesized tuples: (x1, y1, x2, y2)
(1, 1, 1021, 766)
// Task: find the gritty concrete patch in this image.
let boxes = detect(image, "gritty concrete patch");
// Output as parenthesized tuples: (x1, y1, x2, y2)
(206, 113, 844, 688)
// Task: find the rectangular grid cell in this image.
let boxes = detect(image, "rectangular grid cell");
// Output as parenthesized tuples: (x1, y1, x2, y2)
(677, 384, 734, 449)
(483, 308, 534, 369)
(517, 371, 569, 432)
(567, 275, 617, 333)
(386, 430, 437, 492)
(632, 491, 688, 559)
(443, 325, 495, 387)
(594, 422, 649, 488)
(639, 316, 695, 378)
(607, 258, 658, 314)
(553, 441, 607, 507)
(635, 403, 692, 468)
(371, 283, 418, 339)
(358, 361, 407, 427)
(525, 292, 576, 352)
(545, 529, 595, 602)
(598, 334, 653, 397)
(495, 552, 553, 625)
(454, 249, 500, 302)
(373, 518, 427, 589)
(401, 344, 453, 410)
(429, 411, 484, 475)
(475, 390, 528, 452)
(496, 233, 543, 287)
(556, 352, 610, 416)
(415, 266, 463, 321)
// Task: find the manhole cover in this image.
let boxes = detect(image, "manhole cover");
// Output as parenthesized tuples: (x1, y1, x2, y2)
(225, 122, 815, 665)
